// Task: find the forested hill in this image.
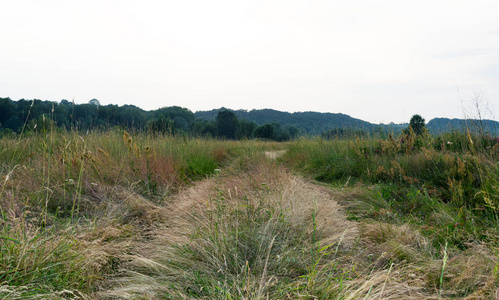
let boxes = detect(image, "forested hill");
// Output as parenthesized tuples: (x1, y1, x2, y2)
(195, 108, 376, 135)
(1, 98, 497, 138)
(427, 118, 499, 135)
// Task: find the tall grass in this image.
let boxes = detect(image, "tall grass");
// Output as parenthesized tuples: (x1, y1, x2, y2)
(0, 129, 282, 297)
(0, 130, 278, 218)
(284, 131, 499, 296)
(102, 154, 498, 299)
(0, 223, 94, 298)
(285, 131, 498, 217)
(1, 127, 498, 298)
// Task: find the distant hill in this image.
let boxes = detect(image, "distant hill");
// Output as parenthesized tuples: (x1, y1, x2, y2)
(1, 97, 497, 137)
(427, 118, 499, 135)
(196, 108, 499, 136)
(195, 108, 377, 135)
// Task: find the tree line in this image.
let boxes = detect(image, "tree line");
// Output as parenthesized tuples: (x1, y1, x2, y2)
(0, 98, 300, 140)
(0, 98, 442, 140)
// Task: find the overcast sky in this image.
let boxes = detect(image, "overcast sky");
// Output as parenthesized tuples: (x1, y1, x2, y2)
(1, 0, 498, 123)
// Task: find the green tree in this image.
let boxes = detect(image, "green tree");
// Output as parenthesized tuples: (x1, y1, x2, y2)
(0, 98, 14, 126)
(148, 114, 173, 135)
(285, 125, 300, 139)
(406, 114, 426, 135)
(192, 120, 216, 137)
(237, 118, 257, 139)
(157, 106, 195, 125)
(254, 124, 276, 140)
(53, 103, 70, 129)
(88, 99, 100, 106)
(216, 110, 239, 139)
(173, 116, 189, 132)
(4, 115, 22, 132)
(270, 122, 291, 141)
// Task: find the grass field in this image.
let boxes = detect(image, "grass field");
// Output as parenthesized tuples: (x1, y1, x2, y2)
(1, 129, 498, 298)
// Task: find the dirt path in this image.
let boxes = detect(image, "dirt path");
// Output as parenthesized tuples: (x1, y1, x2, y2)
(264, 149, 287, 160)
(99, 160, 446, 299)
(99, 160, 361, 298)
(163, 160, 359, 251)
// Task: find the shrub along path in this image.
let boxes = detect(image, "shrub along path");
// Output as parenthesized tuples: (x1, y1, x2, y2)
(97, 157, 497, 299)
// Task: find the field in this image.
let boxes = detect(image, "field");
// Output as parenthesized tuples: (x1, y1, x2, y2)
(1, 129, 498, 299)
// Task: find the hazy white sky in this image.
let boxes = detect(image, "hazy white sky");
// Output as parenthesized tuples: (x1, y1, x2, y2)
(1, 0, 498, 123)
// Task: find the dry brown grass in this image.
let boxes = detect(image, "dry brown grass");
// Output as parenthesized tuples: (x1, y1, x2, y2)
(430, 243, 499, 299)
(340, 221, 499, 299)
(4, 132, 496, 298)
(93, 158, 499, 299)
(97, 159, 362, 298)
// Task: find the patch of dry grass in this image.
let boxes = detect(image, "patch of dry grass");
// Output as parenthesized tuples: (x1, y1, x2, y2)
(97, 157, 499, 299)
(341, 221, 499, 299)
(100, 160, 361, 298)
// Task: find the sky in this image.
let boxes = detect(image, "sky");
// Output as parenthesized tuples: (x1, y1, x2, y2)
(1, 0, 498, 124)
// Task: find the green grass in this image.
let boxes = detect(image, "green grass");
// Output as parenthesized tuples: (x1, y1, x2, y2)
(0, 222, 97, 298)
(1, 128, 498, 298)
(0, 129, 285, 297)
(283, 132, 499, 297)
(284, 133, 499, 242)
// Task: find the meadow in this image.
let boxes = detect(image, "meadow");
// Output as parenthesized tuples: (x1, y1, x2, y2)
(0, 128, 498, 299)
